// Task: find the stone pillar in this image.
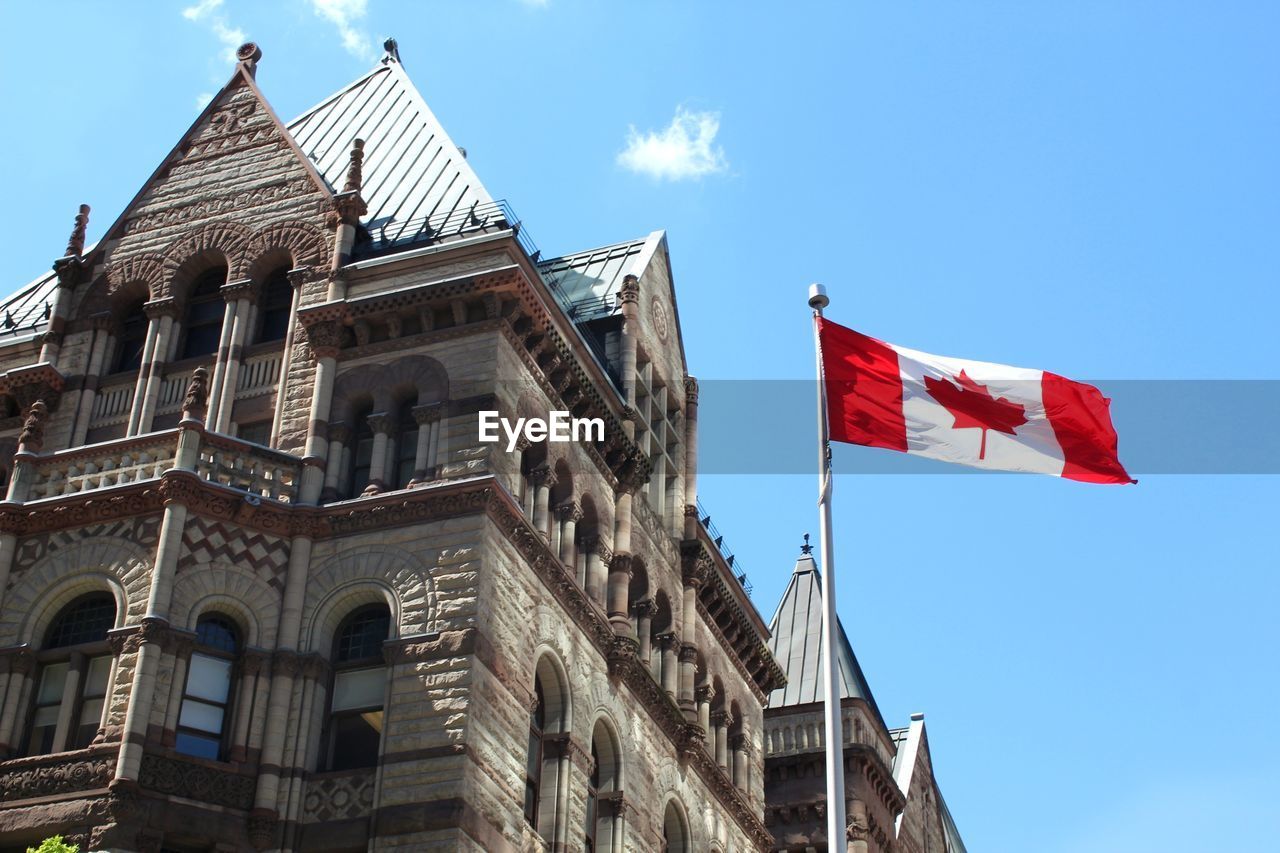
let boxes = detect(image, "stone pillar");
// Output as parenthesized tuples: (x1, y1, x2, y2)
(618, 275, 640, 440)
(711, 710, 731, 770)
(678, 643, 698, 718)
(848, 798, 870, 853)
(730, 732, 748, 790)
(556, 502, 581, 566)
(606, 554, 633, 636)
(361, 413, 392, 495)
(161, 637, 194, 747)
(0, 650, 35, 755)
(128, 298, 177, 435)
(683, 377, 700, 539)
(322, 423, 350, 500)
(212, 281, 255, 433)
(229, 650, 266, 761)
(298, 316, 345, 504)
(269, 269, 309, 447)
(583, 537, 608, 606)
(695, 684, 714, 734)
(409, 402, 442, 484)
(204, 296, 239, 429)
(329, 140, 367, 299)
(69, 313, 113, 446)
(634, 599, 655, 667)
(530, 464, 555, 540)
(657, 633, 678, 699)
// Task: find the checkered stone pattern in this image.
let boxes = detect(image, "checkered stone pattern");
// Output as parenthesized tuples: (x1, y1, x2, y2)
(10, 516, 161, 580)
(180, 516, 290, 586)
(301, 771, 376, 823)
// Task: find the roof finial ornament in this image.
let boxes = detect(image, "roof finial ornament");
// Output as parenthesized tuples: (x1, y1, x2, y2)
(343, 139, 366, 193)
(801, 533, 813, 555)
(236, 42, 262, 77)
(382, 38, 401, 65)
(64, 204, 90, 258)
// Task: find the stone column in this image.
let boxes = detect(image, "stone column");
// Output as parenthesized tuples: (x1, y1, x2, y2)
(634, 599, 655, 667)
(269, 269, 309, 447)
(161, 637, 194, 747)
(529, 464, 554, 540)
(329, 140, 367, 299)
(682, 377, 700, 539)
(711, 710, 731, 771)
(204, 296, 239, 429)
(0, 650, 35, 755)
(409, 402, 442, 484)
(360, 413, 392, 495)
(212, 280, 255, 433)
(730, 732, 748, 790)
(69, 313, 113, 446)
(322, 423, 350, 501)
(657, 633, 678, 699)
(617, 275, 640, 440)
(583, 537, 608, 606)
(695, 684, 714, 734)
(128, 298, 177, 435)
(556, 502, 580, 566)
(678, 643, 698, 718)
(229, 649, 267, 761)
(606, 554, 633, 637)
(298, 316, 345, 504)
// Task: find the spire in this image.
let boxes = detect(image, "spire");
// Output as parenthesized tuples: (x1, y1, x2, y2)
(236, 42, 262, 78)
(382, 37, 401, 65)
(63, 204, 90, 258)
(342, 138, 365, 193)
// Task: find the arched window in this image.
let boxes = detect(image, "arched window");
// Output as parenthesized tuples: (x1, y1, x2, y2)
(113, 297, 149, 373)
(662, 801, 689, 853)
(392, 399, 419, 490)
(180, 266, 227, 360)
(27, 593, 116, 756)
(325, 604, 390, 771)
(256, 266, 293, 343)
(524, 679, 546, 828)
(175, 613, 240, 761)
(586, 721, 620, 852)
(525, 658, 569, 841)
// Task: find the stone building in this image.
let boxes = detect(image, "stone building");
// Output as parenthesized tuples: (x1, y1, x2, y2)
(0, 41, 787, 851)
(763, 546, 966, 853)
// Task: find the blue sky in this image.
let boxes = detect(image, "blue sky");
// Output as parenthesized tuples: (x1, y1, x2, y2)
(3, 2, 1278, 850)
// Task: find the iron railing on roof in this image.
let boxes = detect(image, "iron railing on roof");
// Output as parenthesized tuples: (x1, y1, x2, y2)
(365, 199, 540, 259)
(564, 294, 616, 323)
(696, 498, 753, 596)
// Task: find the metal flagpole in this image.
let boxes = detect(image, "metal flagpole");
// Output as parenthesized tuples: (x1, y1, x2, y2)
(809, 282, 847, 850)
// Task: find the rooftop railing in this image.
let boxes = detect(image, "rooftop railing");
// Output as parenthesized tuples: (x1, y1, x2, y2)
(696, 498, 752, 596)
(362, 198, 540, 260)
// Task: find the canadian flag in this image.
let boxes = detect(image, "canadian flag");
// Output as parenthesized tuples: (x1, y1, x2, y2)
(819, 319, 1134, 484)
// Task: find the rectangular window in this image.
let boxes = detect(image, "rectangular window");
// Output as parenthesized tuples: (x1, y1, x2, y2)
(176, 652, 234, 761)
(72, 655, 111, 749)
(26, 662, 69, 755)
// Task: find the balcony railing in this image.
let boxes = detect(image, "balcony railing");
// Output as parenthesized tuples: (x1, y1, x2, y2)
(361, 198, 540, 260)
(22, 428, 303, 505)
(695, 498, 752, 596)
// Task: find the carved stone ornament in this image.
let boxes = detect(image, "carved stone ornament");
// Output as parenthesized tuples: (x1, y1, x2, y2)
(247, 808, 279, 851)
(342, 138, 366, 193)
(182, 366, 210, 420)
(65, 203, 91, 259)
(685, 375, 700, 405)
(618, 274, 640, 305)
(300, 318, 345, 358)
(18, 400, 48, 451)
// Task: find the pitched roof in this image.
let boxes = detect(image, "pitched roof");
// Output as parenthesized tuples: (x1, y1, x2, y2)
(891, 714, 967, 853)
(288, 55, 494, 251)
(0, 270, 57, 343)
(538, 231, 665, 322)
(766, 551, 881, 718)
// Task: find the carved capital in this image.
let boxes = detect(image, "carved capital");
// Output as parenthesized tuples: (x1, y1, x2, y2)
(333, 190, 368, 226)
(607, 552, 631, 577)
(286, 266, 317, 288)
(272, 650, 301, 679)
(679, 642, 699, 664)
(182, 366, 210, 421)
(143, 297, 180, 320)
(300, 318, 345, 359)
(555, 500, 582, 522)
(684, 376, 699, 405)
(412, 402, 444, 425)
(247, 808, 279, 851)
(327, 422, 353, 444)
(634, 598, 657, 619)
(365, 412, 393, 435)
(241, 649, 269, 676)
(695, 683, 715, 704)
(221, 277, 256, 303)
(528, 463, 555, 488)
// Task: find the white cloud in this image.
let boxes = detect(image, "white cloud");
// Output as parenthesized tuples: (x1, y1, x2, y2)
(617, 107, 729, 181)
(195, 92, 214, 109)
(311, 0, 377, 61)
(182, 0, 247, 64)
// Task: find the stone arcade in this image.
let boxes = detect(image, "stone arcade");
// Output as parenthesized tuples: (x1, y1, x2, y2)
(0, 40, 964, 852)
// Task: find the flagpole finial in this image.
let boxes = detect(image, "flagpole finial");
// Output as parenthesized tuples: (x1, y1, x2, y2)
(808, 282, 829, 310)
(801, 533, 813, 555)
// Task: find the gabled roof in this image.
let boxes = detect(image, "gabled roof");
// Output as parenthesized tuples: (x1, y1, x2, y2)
(538, 231, 665, 322)
(766, 550, 881, 720)
(288, 55, 494, 250)
(891, 714, 967, 853)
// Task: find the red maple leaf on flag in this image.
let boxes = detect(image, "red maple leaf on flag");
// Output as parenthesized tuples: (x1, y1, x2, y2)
(923, 370, 1028, 460)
